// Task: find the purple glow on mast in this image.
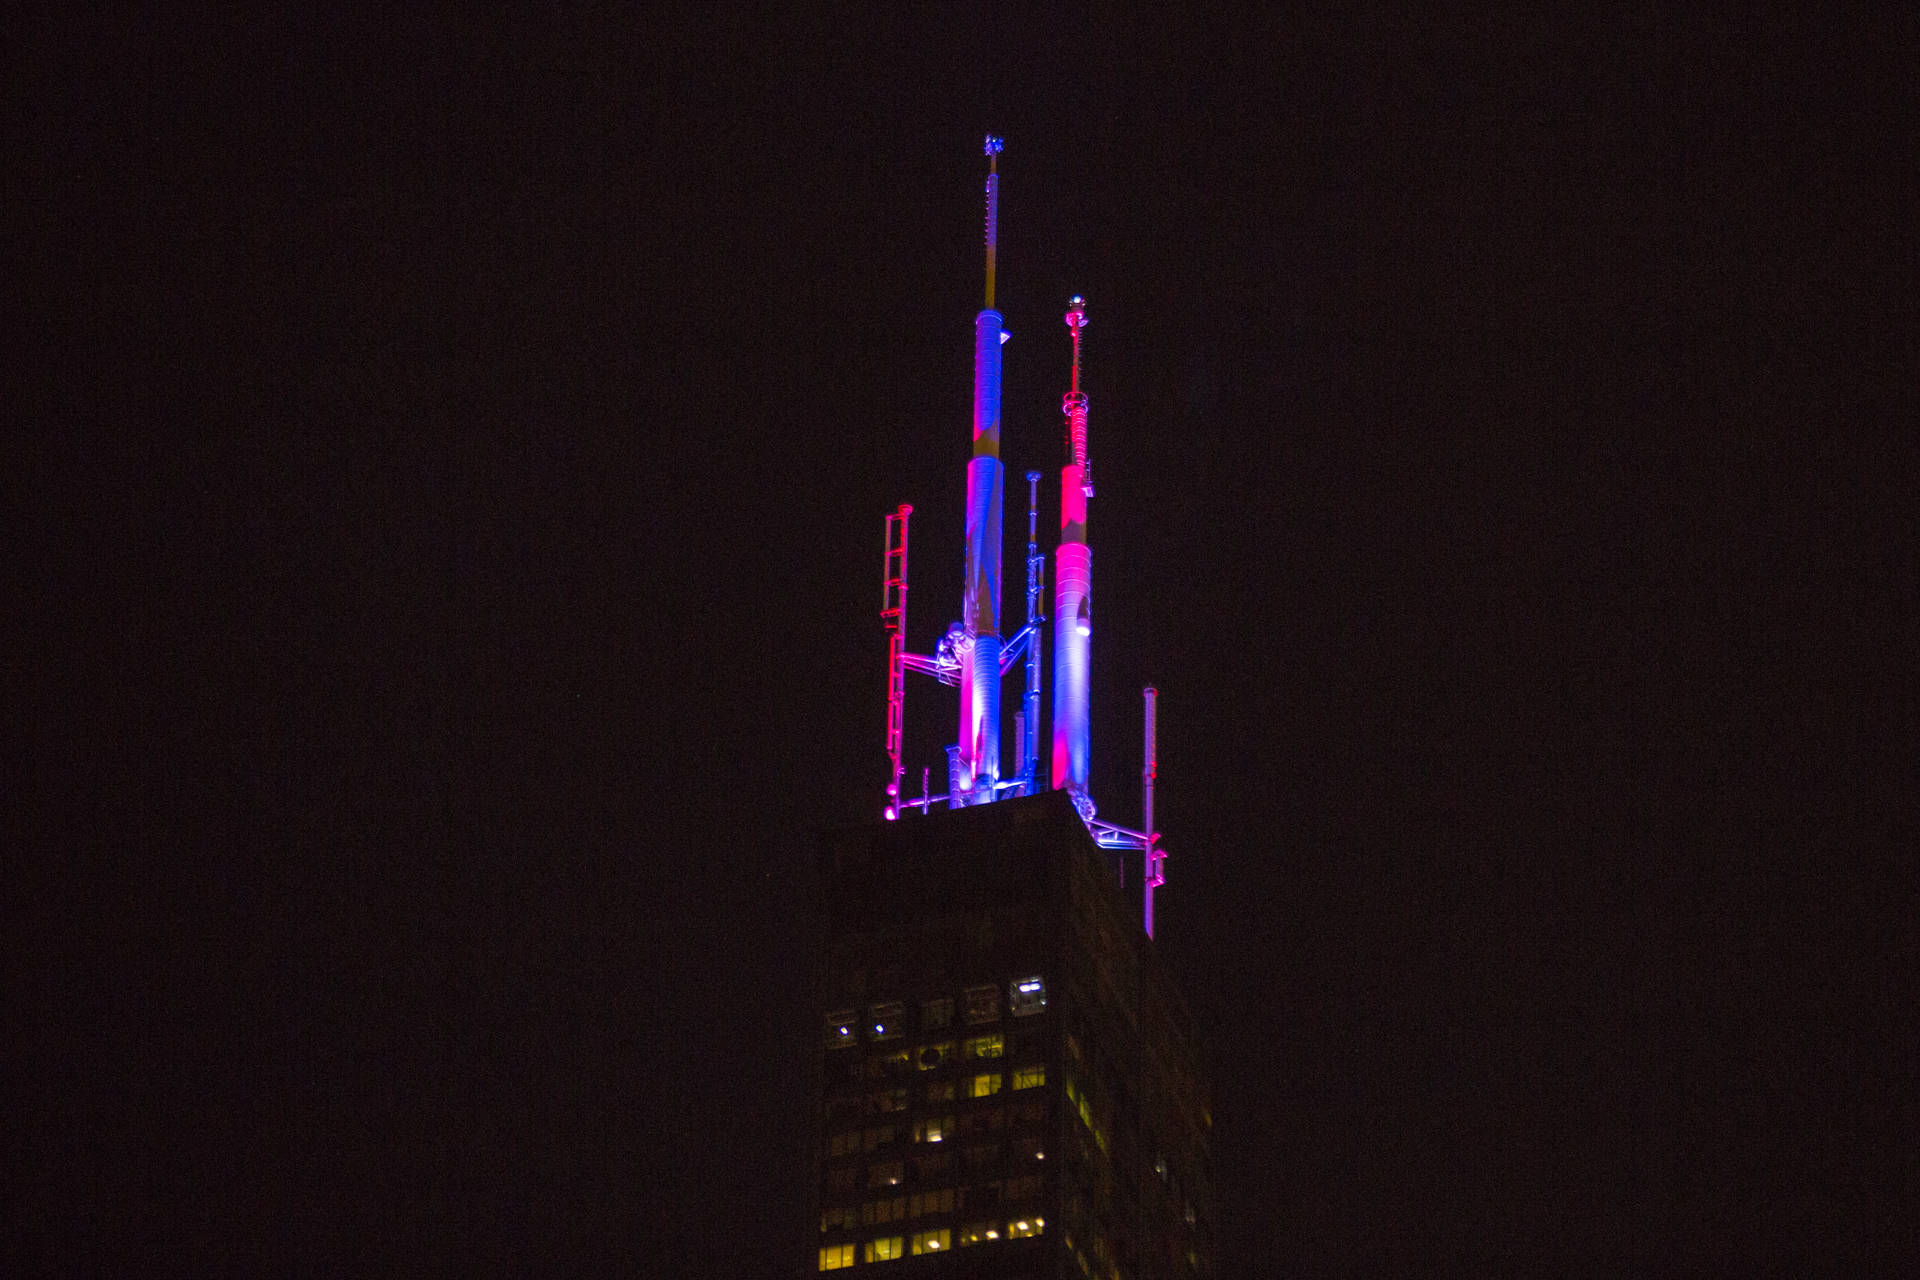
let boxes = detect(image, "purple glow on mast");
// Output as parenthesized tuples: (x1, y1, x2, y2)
(1051, 297, 1092, 809)
(958, 137, 1007, 805)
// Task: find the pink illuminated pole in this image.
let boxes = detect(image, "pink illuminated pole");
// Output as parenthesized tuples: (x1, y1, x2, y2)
(1051, 296, 1093, 815)
(958, 136, 1007, 806)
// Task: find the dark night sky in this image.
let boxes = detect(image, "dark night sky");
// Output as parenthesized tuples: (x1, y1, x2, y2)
(10, 6, 1913, 1275)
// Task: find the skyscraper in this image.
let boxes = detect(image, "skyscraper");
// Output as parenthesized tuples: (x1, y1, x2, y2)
(811, 140, 1212, 1279)
(814, 793, 1213, 1279)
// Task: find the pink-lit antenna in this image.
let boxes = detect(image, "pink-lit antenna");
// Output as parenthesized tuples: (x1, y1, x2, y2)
(1051, 297, 1094, 815)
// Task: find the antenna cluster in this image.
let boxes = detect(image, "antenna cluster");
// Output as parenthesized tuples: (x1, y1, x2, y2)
(875, 139, 1170, 937)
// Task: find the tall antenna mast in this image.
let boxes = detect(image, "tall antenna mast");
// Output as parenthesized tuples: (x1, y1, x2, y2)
(1051, 296, 1093, 816)
(958, 136, 1008, 806)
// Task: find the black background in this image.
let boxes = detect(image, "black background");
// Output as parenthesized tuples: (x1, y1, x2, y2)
(11, 5, 1913, 1275)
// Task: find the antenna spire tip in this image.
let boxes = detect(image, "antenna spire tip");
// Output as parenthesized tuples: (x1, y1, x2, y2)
(984, 135, 1004, 156)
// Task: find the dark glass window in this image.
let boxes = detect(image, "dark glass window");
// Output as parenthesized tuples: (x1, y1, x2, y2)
(868, 1001, 906, 1041)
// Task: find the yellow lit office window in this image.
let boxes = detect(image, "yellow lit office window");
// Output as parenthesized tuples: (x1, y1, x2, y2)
(1008, 1216, 1046, 1237)
(964, 1032, 1004, 1060)
(1012, 1065, 1045, 1089)
(957, 1220, 999, 1246)
(917, 1041, 954, 1070)
(970, 1072, 1003, 1098)
(911, 1228, 952, 1255)
(914, 1115, 952, 1143)
(865, 1235, 904, 1262)
(819, 1243, 855, 1270)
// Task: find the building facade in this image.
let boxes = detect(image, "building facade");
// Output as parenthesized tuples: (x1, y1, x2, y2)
(812, 792, 1213, 1279)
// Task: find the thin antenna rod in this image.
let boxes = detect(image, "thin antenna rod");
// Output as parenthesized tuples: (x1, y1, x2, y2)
(983, 135, 1002, 310)
(1023, 471, 1044, 795)
(1143, 686, 1163, 937)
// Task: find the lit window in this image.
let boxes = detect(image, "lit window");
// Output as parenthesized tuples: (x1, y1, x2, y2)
(917, 1042, 954, 1070)
(911, 1228, 952, 1255)
(914, 1115, 953, 1143)
(964, 1032, 1004, 1060)
(926, 1080, 956, 1103)
(957, 1221, 999, 1246)
(922, 997, 954, 1029)
(1010, 976, 1047, 1017)
(826, 1011, 858, 1049)
(867, 1160, 904, 1188)
(963, 984, 999, 1024)
(1008, 1216, 1046, 1238)
(1012, 1065, 1045, 1090)
(819, 1243, 855, 1270)
(868, 1002, 906, 1041)
(864, 1235, 904, 1262)
(970, 1072, 1003, 1098)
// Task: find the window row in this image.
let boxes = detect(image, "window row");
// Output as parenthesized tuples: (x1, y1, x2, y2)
(821, 1187, 965, 1231)
(818, 1219, 1044, 1270)
(825, 978, 1046, 1049)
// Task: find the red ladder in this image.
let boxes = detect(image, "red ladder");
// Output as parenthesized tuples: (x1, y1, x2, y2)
(881, 505, 912, 813)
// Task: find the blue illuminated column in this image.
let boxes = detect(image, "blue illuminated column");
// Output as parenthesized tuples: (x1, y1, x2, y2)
(958, 138, 1006, 805)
